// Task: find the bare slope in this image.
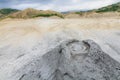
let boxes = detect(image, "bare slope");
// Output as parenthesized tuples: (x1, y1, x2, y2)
(65, 12, 120, 18)
(65, 2, 120, 18)
(8, 8, 64, 19)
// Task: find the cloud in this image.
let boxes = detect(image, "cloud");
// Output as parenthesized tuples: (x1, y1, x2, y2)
(0, 0, 120, 11)
(52, 0, 120, 11)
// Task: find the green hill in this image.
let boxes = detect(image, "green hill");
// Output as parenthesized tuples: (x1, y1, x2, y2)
(95, 2, 120, 12)
(0, 8, 19, 19)
(0, 8, 19, 15)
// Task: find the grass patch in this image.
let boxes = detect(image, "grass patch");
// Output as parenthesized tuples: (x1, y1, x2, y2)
(33, 13, 64, 18)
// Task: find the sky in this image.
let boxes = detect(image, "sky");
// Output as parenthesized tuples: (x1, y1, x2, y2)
(0, 0, 120, 12)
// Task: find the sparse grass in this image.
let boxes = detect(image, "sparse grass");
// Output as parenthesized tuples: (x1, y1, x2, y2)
(75, 12, 84, 15)
(32, 13, 64, 18)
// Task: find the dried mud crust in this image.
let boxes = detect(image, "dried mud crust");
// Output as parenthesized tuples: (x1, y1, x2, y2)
(12, 39, 120, 80)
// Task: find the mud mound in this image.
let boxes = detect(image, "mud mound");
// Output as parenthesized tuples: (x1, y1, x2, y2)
(1, 39, 120, 80)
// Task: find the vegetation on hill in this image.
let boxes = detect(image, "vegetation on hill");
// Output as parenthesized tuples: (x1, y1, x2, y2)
(0, 8, 19, 15)
(0, 8, 19, 20)
(72, 2, 120, 18)
(33, 13, 64, 18)
(95, 2, 120, 12)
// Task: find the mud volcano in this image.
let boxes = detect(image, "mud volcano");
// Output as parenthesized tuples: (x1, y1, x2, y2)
(1, 39, 118, 80)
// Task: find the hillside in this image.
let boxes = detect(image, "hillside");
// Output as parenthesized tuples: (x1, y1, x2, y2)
(8, 8, 64, 19)
(0, 8, 19, 18)
(95, 2, 120, 12)
(0, 2, 120, 19)
(64, 2, 120, 18)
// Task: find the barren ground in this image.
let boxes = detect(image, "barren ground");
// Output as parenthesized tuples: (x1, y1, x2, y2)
(0, 18, 120, 79)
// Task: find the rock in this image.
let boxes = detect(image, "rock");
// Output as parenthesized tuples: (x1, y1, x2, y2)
(0, 39, 120, 80)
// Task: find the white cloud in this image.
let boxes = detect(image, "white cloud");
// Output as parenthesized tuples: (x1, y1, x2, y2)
(72, 0, 79, 3)
(11, 3, 41, 10)
(6, 0, 120, 11)
(52, 0, 120, 11)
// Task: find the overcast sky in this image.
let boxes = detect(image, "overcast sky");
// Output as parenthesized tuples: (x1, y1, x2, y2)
(0, 0, 120, 12)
